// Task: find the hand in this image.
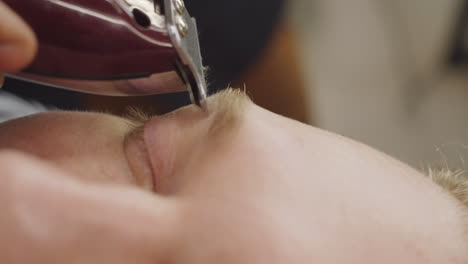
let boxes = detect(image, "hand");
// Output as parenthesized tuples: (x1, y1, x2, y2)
(0, 1, 37, 87)
(0, 150, 177, 264)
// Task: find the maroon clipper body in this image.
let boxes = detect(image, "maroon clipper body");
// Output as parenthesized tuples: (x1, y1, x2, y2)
(4, 0, 207, 108)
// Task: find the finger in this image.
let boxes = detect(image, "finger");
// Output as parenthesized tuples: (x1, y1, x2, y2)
(0, 2, 37, 71)
(0, 151, 179, 264)
(0, 74, 4, 88)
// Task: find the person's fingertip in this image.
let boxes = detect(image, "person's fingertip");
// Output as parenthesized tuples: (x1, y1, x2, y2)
(0, 2, 38, 71)
(0, 37, 37, 71)
(0, 150, 40, 172)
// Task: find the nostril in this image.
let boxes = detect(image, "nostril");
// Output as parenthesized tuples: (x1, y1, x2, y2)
(132, 8, 151, 28)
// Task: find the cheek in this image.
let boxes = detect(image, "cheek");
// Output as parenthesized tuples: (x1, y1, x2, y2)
(54, 153, 134, 185)
(41, 135, 134, 185)
(0, 117, 135, 185)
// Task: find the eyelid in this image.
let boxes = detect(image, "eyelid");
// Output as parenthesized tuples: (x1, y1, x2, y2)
(123, 124, 157, 192)
(120, 107, 159, 191)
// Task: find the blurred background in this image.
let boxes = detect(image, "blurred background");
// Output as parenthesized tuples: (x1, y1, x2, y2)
(4, 0, 468, 170)
(289, 0, 468, 169)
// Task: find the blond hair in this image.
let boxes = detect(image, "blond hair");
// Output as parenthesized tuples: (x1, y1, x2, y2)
(207, 88, 251, 137)
(428, 168, 468, 241)
(428, 169, 468, 209)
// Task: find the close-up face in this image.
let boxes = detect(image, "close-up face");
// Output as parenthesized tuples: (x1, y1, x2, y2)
(0, 90, 466, 263)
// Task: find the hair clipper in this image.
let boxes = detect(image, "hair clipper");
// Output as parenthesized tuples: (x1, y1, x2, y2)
(4, 0, 207, 108)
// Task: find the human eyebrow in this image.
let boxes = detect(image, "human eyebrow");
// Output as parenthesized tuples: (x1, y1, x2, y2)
(205, 88, 251, 137)
(124, 107, 153, 133)
(122, 88, 251, 140)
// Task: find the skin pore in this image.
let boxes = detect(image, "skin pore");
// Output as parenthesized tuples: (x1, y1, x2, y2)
(0, 89, 466, 263)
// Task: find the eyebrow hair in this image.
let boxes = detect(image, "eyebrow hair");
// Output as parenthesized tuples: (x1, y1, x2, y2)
(206, 88, 251, 137)
(124, 107, 152, 131)
(123, 88, 252, 141)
